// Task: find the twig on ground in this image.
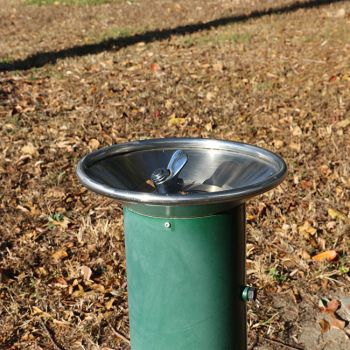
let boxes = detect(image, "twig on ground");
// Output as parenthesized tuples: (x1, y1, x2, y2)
(108, 322, 130, 345)
(40, 320, 64, 350)
(264, 336, 304, 350)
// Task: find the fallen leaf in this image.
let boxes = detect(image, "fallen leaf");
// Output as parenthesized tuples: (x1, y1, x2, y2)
(246, 214, 255, 221)
(47, 188, 66, 199)
(36, 267, 48, 277)
(149, 63, 160, 72)
(334, 8, 346, 18)
(164, 100, 172, 109)
(21, 143, 38, 156)
(88, 138, 100, 150)
(328, 208, 349, 222)
(146, 179, 155, 188)
(53, 277, 68, 286)
(301, 250, 311, 260)
(205, 122, 213, 131)
(91, 283, 105, 293)
(335, 118, 350, 129)
(105, 297, 115, 310)
(52, 249, 68, 261)
(292, 125, 302, 136)
(319, 319, 330, 333)
(289, 142, 301, 152)
(312, 250, 337, 262)
(32, 306, 51, 318)
(72, 285, 85, 298)
(298, 221, 317, 237)
(273, 140, 284, 149)
(80, 265, 92, 281)
(206, 92, 215, 101)
(326, 299, 341, 312)
(213, 62, 224, 72)
(300, 180, 313, 190)
(168, 114, 186, 126)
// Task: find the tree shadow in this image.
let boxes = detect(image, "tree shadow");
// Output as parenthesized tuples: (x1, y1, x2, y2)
(0, 0, 344, 72)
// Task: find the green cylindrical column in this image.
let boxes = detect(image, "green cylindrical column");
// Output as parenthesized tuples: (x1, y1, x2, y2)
(124, 204, 247, 350)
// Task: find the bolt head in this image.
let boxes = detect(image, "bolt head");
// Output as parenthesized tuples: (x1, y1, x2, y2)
(164, 222, 171, 228)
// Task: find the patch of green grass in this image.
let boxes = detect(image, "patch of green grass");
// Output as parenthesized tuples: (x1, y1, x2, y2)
(268, 267, 288, 283)
(50, 213, 64, 222)
(25, 0, 118, 6)
(230, 33, 252, 44)
(338, 255, 350, 275)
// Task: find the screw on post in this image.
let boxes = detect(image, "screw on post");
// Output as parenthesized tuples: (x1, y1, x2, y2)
(164, 222, 171, 229)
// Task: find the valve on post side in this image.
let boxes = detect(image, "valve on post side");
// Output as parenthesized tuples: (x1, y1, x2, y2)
(151, 150, 188, 194)
(241, 286, 257, 302)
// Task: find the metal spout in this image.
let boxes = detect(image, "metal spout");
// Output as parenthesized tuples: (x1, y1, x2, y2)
(151, 150, 188, 194)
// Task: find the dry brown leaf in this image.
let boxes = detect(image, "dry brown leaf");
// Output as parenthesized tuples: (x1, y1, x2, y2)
(298, 221, 317, 237)
(146, 179, 155, 188)
(88, 138, 100, 150)
(312, 250, 337, 262)
(289, 142, 301, 152)
(164, 99, 172, 109)
(301, 250, 311, 260)
(327, 8, 346, 18)
(326, 299, 341, 313)
(80, 265, 92, 281)
(213, 62, 224, 72)
(273, 140, 284, 149)
(36, 267, 48, 277)
(328, 208, 349, 222)
(32, 306, 51, 318)
(206, 92, 215, 101)
(105, 297, 115, 310)
(168, 114, 186, 126)
(91, 284, 105, 293)
(72, 290, 85, 298)
(47, 188, 66, 199)
(149, 63, 160, 72)
(21, 143, 38, 156)
(52, 249, 68, 261)
(319, 319, 330, 333)
(335, 118, 350, 129)
(292, 125, 302, 136)
(205, 122, 213, 131)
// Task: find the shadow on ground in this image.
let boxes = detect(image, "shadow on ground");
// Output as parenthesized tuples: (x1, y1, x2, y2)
(0, 0, 345, 72)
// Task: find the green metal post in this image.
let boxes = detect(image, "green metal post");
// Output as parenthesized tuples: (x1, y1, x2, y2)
(124, 204, 247, 350)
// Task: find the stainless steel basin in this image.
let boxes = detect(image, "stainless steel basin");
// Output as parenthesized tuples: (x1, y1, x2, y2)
(77, 138, 287, 216)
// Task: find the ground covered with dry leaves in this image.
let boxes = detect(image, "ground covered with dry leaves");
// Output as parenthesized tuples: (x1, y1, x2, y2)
(1, 0, 350, 349)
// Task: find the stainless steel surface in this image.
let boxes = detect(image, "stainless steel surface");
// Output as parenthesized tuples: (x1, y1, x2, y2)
(77, 138, 287, 213)
(167, 150, 188, 179)
(151, 168, 170, 185)
(151, 149, 188, 194)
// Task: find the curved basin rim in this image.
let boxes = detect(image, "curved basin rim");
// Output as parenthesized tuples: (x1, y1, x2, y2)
(76, 138, 287, 206)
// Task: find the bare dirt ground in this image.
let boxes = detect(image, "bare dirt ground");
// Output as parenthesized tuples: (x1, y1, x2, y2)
(1, 0, 350, 349)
